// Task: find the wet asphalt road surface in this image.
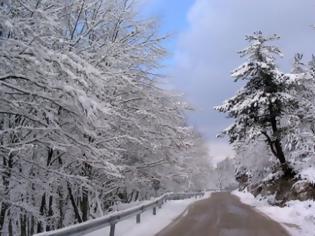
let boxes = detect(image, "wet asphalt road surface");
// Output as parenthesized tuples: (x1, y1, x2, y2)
(155, 192, 290, 236)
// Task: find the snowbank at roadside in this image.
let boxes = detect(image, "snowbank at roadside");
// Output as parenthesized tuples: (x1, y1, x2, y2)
(233, 190, 315, 236)
(86, 192, 211, 236)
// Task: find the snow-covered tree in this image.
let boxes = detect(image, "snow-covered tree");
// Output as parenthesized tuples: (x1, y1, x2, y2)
(283, 54, 315, 175)
(0, 1, 211, 235)
(234, 139, 277, 186)
(215, 32, 299, 177)
(213, 158, 237, 190)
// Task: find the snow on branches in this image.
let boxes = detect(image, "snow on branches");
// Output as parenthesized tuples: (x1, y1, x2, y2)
(215, 32, 314, 177)
(0, 1, 211, 235)
(216, 30, 315, 190)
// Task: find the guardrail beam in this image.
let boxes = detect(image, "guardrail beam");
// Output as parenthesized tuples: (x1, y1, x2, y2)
(33, 191, 217, 236)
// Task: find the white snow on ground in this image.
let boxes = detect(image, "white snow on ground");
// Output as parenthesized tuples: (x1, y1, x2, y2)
(86, 193, 211, 236)
(299, 167, 315, 184)
(233, 190, 315, 236)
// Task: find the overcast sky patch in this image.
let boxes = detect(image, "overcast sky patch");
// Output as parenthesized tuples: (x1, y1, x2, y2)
(168, 0, 315, 163)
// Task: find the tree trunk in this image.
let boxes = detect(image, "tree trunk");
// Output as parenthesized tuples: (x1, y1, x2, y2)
(57, 188, 64, 229)
(0, 153, 13, 236)
(80, 188, 89, 222)
(29, 216, 35, 236)
(20, 214, 27, 236)
(46, 195, 54, 231)
(8, 217, 13, 236)
(37, 193, 47, 233)
(67, 184, 83, 223)
(0, 203, 8, 236)
(269, 111, 294, 177)
(80, 162, 91, 222)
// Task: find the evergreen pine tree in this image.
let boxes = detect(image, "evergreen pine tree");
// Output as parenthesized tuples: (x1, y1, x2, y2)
(216, 32, 298, 177)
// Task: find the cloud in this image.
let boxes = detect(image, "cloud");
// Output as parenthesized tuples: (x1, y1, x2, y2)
(171, 0, 315, 158)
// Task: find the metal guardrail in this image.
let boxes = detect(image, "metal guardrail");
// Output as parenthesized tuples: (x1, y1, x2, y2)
(34, 192, 205, 236)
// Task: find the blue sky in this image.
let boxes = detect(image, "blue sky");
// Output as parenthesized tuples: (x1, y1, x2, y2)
(143, 0, 193, 38)
(142, 0, 315, 164)
(142, 0, 194, 65)
(142, 0, 235, 162)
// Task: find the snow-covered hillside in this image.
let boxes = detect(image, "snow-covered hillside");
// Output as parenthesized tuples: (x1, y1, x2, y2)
(234, 190, 315, 236)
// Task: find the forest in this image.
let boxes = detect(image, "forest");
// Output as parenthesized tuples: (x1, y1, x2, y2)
(0, 1, 211, 235)
(2, 0, 315, 235)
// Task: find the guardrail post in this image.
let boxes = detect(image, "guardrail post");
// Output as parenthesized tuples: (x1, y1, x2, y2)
(136, 213, 141, 224)
(153, 207, 156, 215)
(109, 223, 116, 236)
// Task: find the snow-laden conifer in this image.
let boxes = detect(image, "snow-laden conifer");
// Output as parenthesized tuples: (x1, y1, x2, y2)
(215, 32, 298, 176)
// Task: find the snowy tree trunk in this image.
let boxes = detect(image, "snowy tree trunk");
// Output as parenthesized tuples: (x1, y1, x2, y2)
(0, 153, 13, 236)
(268, 104, 294, 177)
